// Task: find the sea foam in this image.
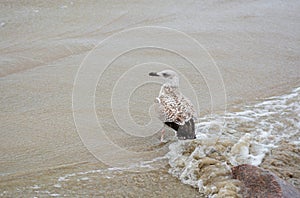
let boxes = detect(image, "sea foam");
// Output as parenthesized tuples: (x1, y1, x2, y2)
(166, 87, 300, 197)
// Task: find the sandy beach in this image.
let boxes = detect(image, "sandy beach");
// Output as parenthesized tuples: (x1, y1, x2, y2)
(1, 0, 300, 197)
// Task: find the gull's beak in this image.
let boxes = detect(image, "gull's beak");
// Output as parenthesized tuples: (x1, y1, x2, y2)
(149, 72, 159, 77)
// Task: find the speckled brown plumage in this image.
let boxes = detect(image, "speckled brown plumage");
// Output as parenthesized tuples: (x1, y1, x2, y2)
(156, 85, 196, 125)
(149, 70, 196, 140)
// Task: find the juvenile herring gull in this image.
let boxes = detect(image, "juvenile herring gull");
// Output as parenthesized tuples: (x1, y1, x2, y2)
(149, 70, 196, 141)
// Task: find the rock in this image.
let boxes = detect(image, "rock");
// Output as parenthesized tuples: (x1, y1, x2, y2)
(231, 164, 300, 198)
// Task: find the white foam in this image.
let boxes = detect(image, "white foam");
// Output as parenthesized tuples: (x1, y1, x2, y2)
(53, 184, 61, 188)
(80, 177, 89, 181)
(50, 193, 60, 197)
(167, 86, 300, 196)
(30, 185, 40, 189)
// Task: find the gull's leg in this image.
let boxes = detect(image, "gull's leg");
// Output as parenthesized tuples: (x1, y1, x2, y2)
(160, 129, 165, 142)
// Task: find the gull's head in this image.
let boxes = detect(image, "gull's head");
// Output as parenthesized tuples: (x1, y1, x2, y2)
(149, 70, 179, 87)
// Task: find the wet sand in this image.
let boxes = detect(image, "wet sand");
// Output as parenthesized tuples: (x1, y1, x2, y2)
(1, 0, 300, 197)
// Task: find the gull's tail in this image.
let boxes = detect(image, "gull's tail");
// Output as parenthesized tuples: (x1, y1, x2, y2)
(165, 119, 196, 140)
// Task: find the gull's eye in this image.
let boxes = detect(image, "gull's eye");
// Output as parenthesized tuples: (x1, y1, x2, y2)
(162, 73, 170, 77)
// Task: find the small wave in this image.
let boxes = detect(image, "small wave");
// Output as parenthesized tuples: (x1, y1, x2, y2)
(166, 87, 300, 197)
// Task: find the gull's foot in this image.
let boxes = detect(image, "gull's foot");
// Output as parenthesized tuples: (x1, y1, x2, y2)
(160, 138, 168, 143)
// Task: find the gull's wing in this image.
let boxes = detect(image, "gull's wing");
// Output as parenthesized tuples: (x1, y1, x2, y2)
(157, 91, 195, 125)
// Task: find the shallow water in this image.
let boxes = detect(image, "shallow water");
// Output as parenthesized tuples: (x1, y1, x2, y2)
(1, 0, 300, 197)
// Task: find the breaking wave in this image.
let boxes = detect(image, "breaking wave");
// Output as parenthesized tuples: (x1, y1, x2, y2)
(166, 87, 300, 197)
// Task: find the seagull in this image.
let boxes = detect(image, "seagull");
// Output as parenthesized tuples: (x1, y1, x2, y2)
(149, 70, 196, 142)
